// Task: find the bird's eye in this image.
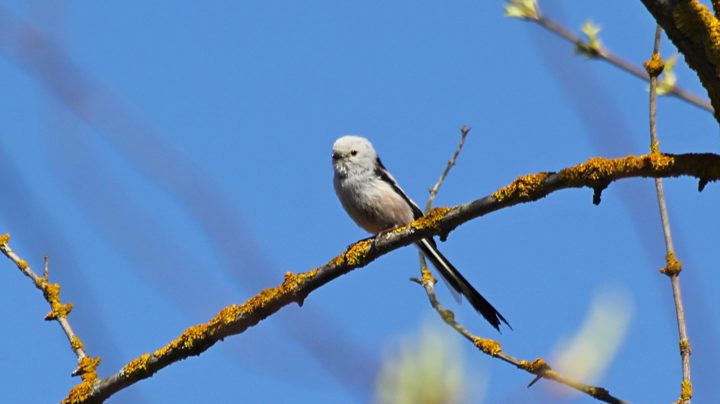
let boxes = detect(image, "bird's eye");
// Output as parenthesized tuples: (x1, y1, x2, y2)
(350, 150, 358, 156)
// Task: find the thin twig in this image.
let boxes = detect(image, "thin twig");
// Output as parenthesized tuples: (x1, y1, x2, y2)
(55, 152, 720, 403)
(645, 25, 692, 404)
(0, 235, 88, 363)
(410, 273, 628, 403)
(532, 14, 713, 113)
(424, 125, 471, 213)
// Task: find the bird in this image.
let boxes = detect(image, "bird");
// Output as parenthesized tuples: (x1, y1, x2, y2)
(331, 135, 510, 331)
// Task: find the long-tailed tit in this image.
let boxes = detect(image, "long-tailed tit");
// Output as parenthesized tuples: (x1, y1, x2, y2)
(332, 135, 510, 331)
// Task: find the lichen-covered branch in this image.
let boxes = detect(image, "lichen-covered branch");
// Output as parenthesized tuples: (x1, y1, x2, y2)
(640, 0, 720, 122)
(0, 235, 97, 382)
(411, 267, 627, 404)
(645, 25, 692, 404)
(60, 152, 719, 403)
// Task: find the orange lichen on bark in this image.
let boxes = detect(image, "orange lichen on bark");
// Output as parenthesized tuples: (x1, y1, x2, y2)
(62, 357, 101, 404)
(559, 154, 676, 187)
(677, 378, 693, 403)
(519, 358, 551, 374)
(153, 268, 320, 360)
(473, 337, 502, 356)
(650, 139, 661, 154)
(673, 1, 720, 76)
(0, 233, 10, 244)
(412, 207, 451, 231)
(661, 251, 684, 276)
(34, 279, 73, 320)
(420, 265, 435, 284)
(70, 336, 85, 352)
(327, 239, 372, 268)
(644, 53, 665, 77)
(123, 353, 152, 377)
(679, 338, 692, 355)
(492, 173, 549, 202)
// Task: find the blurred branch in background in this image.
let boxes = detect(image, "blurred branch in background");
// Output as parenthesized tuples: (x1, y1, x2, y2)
(0, 4, 375, 395)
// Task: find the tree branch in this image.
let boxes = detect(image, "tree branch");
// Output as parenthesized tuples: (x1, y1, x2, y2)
(0, 235, 99, 385)
(55, 152, 720, 403)
(640, 0, 720, 122)
(507, 1, 714, 113)
(645, 25, 693, 404)
(410, 270, 628, 404)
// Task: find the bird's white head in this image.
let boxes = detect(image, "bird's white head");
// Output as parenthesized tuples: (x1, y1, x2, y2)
(332, 135, 378, 177)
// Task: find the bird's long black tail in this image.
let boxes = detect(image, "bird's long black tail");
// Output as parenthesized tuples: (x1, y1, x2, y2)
(416, 238, 510, 332)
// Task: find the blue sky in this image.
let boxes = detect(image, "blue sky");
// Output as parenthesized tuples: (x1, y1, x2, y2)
(1, 1, 718, 403)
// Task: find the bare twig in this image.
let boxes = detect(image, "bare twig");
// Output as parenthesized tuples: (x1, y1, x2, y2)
(418, 125, 470, 278)
(424, 125, 471, 213)
(51, 152, 720, 403)
(0, 235, 89, 363)
(645, 25, 692, 404)
(528, 13, 713, 113)
(410, 272, 628, 403)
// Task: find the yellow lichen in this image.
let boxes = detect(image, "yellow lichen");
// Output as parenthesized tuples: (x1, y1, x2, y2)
(70, 336, 85, 352)
(0, 233, 10, 244)
(673, 1, 720, 77)
(473, 337, 502, 356)
(420, 266, 435, 285)
(650, 139, 660, 154)
(558, 154, 678, 189)
(39, 281, 73, 319)
(412, 207, 451, 231)
(123, 353, 152, 376)
(660, 251, 683, 276)
(492, 173, 548, 202)
(151, 267, 323, 361)
(215, 304, 242, 325)
(62, 357, 101, 404)
(644, 53, 665, 77)
(520, 358, 550, 373)
(62, 380, 95, 404)
(282, 270, 316, 290)
(679, 338, 692, 355)
(678, 378, 693, 403)
(649, 153, 675, 170)
(17, 259, 28, 270)
(328, 239, 371, 268)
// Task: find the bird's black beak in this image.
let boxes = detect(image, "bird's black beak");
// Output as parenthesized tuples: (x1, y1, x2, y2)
(332, 152, 340, 161)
